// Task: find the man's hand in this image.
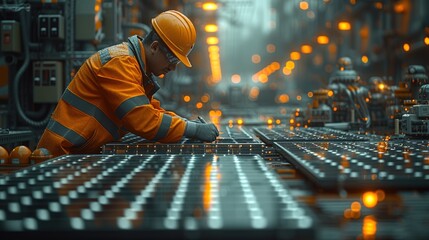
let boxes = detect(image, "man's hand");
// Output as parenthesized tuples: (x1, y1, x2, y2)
(184, 122, 219, 142)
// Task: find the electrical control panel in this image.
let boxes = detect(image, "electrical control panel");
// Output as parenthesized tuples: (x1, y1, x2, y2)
(33, 61, 63, 103)
(0, 20, 21, 53)
(38, 15, 64, 39)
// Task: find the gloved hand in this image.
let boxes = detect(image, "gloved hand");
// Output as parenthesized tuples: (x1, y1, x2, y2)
(184, 121, 219, 142)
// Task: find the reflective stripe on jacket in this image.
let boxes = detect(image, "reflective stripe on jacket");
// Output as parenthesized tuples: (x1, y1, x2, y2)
(37, 36, 187, 157)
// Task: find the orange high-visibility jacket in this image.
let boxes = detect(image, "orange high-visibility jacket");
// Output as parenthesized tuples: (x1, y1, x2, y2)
(37, 35, 188, 157)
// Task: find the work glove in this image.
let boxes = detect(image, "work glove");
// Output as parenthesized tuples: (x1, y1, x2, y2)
(184, 121, 219, 142)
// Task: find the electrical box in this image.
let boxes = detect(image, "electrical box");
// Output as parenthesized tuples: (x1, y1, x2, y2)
(102, 0, 122, 43)
(1, 20, 21, 53)
(33, 61, 64, 103)
(76, 0, 104, 42)
(38, 15, 64, 39)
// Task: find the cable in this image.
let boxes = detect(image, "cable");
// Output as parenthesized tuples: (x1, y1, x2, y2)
(337, 83, 371, 128)
(13, 6, 54, 128)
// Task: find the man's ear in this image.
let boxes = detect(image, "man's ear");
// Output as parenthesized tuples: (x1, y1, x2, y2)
(150, 41, 160, 53)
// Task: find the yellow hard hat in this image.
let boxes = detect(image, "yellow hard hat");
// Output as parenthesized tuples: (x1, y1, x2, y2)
(151, 10, 196, 67)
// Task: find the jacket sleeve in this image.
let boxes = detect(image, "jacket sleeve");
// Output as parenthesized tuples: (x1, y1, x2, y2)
(150, 98, 179, 117)
(95, 56, 187, 142)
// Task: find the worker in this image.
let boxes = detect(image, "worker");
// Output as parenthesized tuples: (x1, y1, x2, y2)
(37, 10, 219, 157)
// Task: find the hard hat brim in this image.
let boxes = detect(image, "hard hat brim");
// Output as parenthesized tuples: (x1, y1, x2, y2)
(176, 53, 192, 67)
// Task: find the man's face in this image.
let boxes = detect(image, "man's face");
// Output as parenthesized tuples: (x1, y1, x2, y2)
(149, 41, 180, 77)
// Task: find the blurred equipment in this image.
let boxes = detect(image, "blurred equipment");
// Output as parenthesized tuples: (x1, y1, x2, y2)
(306, 89, 332, 127)
(326, 57, 371, 128)
(385, 65, 429, 136)
(401, 84, 429, 137)
(275, 140, 429, 190)
(404, 65, 429, 100)
(253, 126, 371, 145)
(367, 76, 391, 127)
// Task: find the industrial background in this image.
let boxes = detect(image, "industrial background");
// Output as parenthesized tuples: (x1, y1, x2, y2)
(0, 0, 429, 239)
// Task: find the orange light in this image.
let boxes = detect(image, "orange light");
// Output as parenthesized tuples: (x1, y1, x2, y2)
(351, 201, 361, 212)
(183, 95, 191, 102)
(282, 67, 292, 75)
(362, 191, 378, 208)
(271, 61, 280, 70)
(205, 24, 218, 32)
(285, 60, 295, 70)
(203, 163, 213, 211)
(362, 215, 377, 237)
(361, 55, 368, 63)
(206, 37, 219, 45)
(343, 208, 352, 219)
(374, 2, 383, 9)
(394, 3, 405, 13)
(267, 119, 273, 125)
(403, 43, 410, 51)
(208, 45, 219, 52)
(290, 51, 301, 60)
(202, 2, 218, 11)
(301, 44, 312, 54)
(201, 94, 210, 103)
(338, 21, 351, 31)
(317, 35, 329, 44)
(258, 74, 268, 83)
(299, 1, 309, 10)
(196, 102, 203, 109)
(278, 94, 289, 103)
(237, 119, 244, 125)
(249, 87, 260, 100)
(424, 37, 429, 45)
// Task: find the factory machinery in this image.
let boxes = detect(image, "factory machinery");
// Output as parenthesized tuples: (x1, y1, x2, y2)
(1, 1, 429, 240)
(1, 116, 429, 239)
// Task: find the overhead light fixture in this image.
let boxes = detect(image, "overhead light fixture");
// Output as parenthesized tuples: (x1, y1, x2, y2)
(202, 2, 218, 11)
(206, 37, 219, 45)
(205, 24, 218, 32)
